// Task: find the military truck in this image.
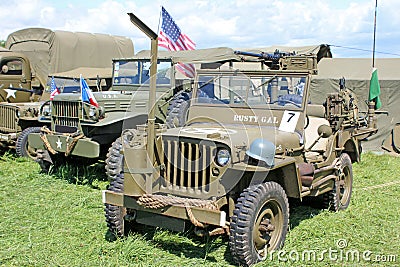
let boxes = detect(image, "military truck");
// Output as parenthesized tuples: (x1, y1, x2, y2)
(102, 53, 378, 266)
(0, 28, 134, 155)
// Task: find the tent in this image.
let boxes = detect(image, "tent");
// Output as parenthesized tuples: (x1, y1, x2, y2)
(310, 57, 400, 152)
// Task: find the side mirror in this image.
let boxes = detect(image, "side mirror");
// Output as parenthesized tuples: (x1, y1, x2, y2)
(317, 124, 332, 138)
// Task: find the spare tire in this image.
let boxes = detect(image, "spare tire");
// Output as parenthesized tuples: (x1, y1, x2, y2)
(166, 91, 192, 128)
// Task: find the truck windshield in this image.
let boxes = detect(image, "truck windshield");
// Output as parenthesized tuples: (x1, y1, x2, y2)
(45, 77, 105, 93)
(194, 74, 307, 109)
(112, 60, 172, 86)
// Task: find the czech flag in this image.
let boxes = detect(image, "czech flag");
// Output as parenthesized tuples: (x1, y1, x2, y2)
(80, 75, 99, 107)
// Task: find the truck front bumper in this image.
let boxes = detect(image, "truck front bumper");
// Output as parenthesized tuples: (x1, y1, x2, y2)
(0, 132, 17, 143)
(28, 133, 100, 158)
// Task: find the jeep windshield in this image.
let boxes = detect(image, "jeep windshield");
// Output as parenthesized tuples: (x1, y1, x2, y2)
(112, 59, 173, 88)
(194, 72, 307, 110)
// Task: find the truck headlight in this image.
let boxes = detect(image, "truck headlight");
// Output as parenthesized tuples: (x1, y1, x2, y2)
(40, 102, 51, 117)
(89, 105, 97, 118)
(216, 149, 231, 166)
(88, 105, 104, 120)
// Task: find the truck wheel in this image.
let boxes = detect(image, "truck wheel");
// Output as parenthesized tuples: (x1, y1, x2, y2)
(166, 91, 191, 128)
(229, 182, 289, 266)
(105, 137, 123, 183)
(323, 153, 353, 211)
(16, 127, 42, 159)
(104, 173, 129, 238)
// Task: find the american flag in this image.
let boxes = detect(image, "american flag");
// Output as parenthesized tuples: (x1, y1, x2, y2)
(158, 6, 196, 77)
(49, 76, 59, 100)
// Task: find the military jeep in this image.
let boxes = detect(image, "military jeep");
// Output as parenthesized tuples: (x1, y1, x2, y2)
(102, 52, 378, 266)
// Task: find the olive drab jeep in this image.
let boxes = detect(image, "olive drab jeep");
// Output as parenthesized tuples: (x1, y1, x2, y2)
(102, 52, 378, 266)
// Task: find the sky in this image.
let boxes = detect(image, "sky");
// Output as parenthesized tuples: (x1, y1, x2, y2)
(1, 0, 399, 58)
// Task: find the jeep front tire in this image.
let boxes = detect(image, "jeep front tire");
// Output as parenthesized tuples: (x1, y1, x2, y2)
(229, 181, 289, 266)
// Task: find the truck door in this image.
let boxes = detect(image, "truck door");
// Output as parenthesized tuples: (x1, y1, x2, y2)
(0, 56, 32, 102)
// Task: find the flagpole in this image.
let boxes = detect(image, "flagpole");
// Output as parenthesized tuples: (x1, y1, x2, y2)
(157, 6, 163, 34)
(372, 0, 378, 68)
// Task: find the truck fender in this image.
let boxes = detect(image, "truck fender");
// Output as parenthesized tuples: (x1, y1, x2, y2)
(82, 111, 148, 127)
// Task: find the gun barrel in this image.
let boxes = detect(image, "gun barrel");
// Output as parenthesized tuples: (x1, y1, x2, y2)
(234, 50, 280, 61)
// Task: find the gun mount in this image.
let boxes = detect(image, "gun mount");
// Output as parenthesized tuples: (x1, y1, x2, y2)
(234, 50, 318, 73)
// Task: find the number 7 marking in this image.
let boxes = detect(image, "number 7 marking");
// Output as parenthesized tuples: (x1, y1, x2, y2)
(287, 112, 295, 122)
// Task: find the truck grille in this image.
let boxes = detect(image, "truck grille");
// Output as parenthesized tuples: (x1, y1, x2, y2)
(163, 138, 216, 192)
(52, 101, 80, 130)
(0, 104, 18, 132)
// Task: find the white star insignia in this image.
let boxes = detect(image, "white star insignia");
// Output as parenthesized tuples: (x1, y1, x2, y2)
(4, 88, 17, 99)
(56, 138, 62, 149)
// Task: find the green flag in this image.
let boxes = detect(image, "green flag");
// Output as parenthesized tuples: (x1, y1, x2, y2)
(369, 68, 382, 109)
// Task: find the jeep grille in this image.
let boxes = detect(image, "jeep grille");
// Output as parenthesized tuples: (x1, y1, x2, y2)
(0, 104, 18, 132)
(163, 138, 215, 193)
(52, 101, 80, 129)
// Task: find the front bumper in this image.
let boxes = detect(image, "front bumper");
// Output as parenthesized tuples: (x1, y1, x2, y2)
(28, 133, 100, 158)
(102, 190, 227, 228)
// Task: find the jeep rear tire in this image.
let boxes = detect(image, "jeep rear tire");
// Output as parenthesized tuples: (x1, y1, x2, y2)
(323, 153, 353, 211)
(229, 181, 289, 266)
(104, 173, 130, 238)
(16, 127, 41, 159)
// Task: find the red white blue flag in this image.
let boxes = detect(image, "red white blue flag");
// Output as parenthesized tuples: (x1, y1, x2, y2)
(158, 6, 196, 77)
(49, 76, 59, 100)
(80, 75, 99, 107)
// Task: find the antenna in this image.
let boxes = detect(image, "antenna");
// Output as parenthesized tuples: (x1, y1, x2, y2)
(372, 0, 378, 68)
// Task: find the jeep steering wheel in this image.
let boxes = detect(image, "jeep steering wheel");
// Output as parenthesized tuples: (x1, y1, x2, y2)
(270, 99, 302, 108)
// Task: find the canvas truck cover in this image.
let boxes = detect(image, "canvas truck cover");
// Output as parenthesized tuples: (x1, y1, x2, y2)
(5, 28, 134, 88)
(310, 57, 400, 152)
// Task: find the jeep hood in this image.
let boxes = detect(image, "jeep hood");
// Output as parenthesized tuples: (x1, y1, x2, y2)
(162, 124, 302, 157)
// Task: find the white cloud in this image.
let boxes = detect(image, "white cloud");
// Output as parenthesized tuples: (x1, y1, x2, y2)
(1, 0, 399, 58)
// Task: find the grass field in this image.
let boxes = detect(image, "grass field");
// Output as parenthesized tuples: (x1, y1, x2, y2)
(0, 152, 399, 266)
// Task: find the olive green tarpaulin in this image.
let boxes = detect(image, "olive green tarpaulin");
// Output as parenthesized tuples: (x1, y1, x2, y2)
(310, 58, 400, 152)
(5, 28, 134, 87)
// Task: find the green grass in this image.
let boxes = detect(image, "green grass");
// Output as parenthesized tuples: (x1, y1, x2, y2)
(0, 153, 399, 266)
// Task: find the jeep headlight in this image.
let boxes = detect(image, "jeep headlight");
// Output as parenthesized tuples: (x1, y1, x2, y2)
(40, 102, 51, 117)
(216, 149, 231, 166)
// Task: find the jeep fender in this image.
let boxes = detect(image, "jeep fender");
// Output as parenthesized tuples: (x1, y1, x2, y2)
(343, 138, 360, 163)
(247, 157, 302, 199)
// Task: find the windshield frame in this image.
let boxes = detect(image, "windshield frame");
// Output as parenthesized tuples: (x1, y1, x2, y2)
(111, 58, 174, 90)
(192, 69, 310, 111)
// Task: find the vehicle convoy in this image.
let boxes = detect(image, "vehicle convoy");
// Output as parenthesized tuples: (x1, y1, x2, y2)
(0, 28, 134, 155)
(102, 53, 378, 266)
(27, 47, 248, 171)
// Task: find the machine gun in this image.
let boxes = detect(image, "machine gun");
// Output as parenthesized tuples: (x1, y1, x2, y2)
(234, 49, 295, 69)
